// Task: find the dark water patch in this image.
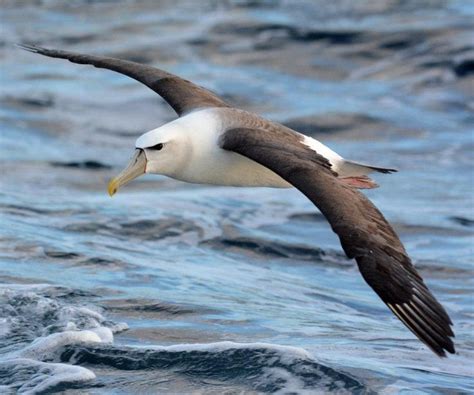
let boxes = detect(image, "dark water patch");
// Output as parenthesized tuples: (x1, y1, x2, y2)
(50, 160, 112, 170)
(58, 33, 100, 45)
(379, 38, 413, 50)
(295, 30, 362, 45)
(419, 60, 453, 69)
(38, 286, 98, 300)
(377, 31, 433, 51)
(20, 118, 71, 137)
(45, 250, 132, 273)
(212, 22, 363, 46)
(419, 57, 474, 79)
(64, 217, 201, 243)
(103, 298, 219, 317)
(1, 95, 55, 109)
(76, 257, 135, 271)
(187, 37, 210, 47)
(289, 212, 326, 222)
(1, 204, 55, 216)
(1, 204, 84, 220)
(44, 251, 132, 271)
(44, 250, 81, 260)
(449, 216, 474, 227)
(23, 72, 74, 81)
(60, 343, 369, 393)
(117, 219, 204, 241)
(453, 58, 474, 77)
(203, 235, 340, 262)
(0, 274, 49, 285)
(230, 0, 276, 8)
(64, 222, 102, 233)
(211, 22, 293, 38)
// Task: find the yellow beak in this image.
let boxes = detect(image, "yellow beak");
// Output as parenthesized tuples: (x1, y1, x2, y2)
(108, 149, 147, 197)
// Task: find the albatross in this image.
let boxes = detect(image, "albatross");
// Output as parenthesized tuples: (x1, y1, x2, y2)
(18, 43, 455, 357)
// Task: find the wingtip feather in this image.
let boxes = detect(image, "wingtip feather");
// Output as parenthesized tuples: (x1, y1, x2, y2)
(16, 43, 40, 53)
(16, 43, 53, 56)
(387, 301, 455, 357)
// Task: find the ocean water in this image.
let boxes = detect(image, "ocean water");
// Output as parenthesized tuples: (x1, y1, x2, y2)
(1, 0, 473, 393)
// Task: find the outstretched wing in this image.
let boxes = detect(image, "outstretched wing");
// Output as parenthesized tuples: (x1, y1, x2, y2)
(220, 126, 455, 357)
(17, 44, 229, 116)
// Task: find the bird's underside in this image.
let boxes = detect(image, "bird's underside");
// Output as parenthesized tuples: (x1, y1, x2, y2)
(18, 43, 455, 357)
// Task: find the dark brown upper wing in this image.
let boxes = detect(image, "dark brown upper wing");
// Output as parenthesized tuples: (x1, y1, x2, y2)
(221, 126, 455, 357)
(17, 44, 229, 116)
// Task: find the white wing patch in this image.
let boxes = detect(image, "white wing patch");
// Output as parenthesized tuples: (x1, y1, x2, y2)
(301, 135, 387, 179)
(300, 135, 345, 172)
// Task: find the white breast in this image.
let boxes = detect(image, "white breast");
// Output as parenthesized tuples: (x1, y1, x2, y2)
(172, 109, 292, 188)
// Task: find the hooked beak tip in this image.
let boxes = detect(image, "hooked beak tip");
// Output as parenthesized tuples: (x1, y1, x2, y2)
(108, 179, 118, 197)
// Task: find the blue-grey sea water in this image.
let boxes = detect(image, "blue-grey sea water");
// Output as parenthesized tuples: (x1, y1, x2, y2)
(1, 0, 473, 393)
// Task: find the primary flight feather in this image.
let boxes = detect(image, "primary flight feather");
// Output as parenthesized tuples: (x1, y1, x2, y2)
(18, 44, 455, 357)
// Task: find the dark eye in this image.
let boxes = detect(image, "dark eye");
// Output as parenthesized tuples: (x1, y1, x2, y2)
(148, 143, 164, 151)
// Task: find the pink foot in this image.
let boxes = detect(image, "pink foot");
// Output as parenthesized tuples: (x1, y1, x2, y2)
(340, 176, 379, 189)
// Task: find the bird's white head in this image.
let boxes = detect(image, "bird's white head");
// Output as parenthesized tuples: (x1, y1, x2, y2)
(108, 121, 189, 196)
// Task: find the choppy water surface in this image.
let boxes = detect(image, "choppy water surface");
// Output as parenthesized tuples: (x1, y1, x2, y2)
(1, 1, 473, 393)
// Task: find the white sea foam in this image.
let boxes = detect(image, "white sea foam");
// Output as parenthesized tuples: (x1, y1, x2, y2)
(0, 358, 96, 395)
(16, 330, 103, 360)
(0, 284, 128, 394)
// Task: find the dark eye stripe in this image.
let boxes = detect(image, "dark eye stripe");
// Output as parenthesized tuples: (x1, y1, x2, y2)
(148, 143, 163, 150)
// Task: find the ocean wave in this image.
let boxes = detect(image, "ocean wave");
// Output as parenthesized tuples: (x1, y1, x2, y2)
(60, 341, 368, 394)
(0, 284, 368, 394)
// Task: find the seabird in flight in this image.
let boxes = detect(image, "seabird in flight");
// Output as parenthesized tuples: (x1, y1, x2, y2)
(18, 44, 455, 357)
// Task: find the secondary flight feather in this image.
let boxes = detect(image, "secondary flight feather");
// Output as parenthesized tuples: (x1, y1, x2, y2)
(18, 44, 455, 357)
